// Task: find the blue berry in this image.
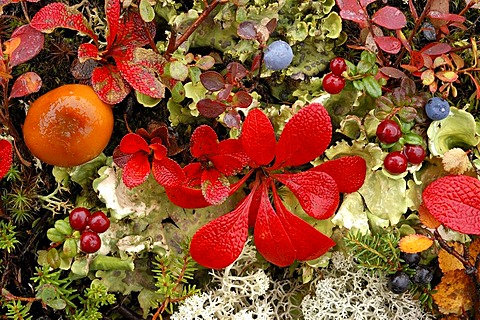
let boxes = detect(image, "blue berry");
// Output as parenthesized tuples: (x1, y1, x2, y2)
(425, 97, 450, 121)
(412, 265, 434, 285)
(388, 271, 411, 294)
(401, 252, 421, 267)
(422, 22, 436, 41)
(263, 40, 293, 71)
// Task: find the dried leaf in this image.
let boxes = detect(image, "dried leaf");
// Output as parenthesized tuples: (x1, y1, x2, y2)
(442, 148, 469, 175)
(438, 242, 465, 273)
(432, 270, 475, 315)
(9, 72, 42, 99)
(372, 6, 407, 30)
(272, 103, 332, 169)
(423, 175, 480, 235)
(241, 108, 276, 166)
(310, 156, 366, 193)
(91, 65, 131, 104)
(399, 234, 433, 253)
(0, 140, 12, 180)
(273, 171, 339, 220)
(196, 99, 226, 118)
(468, 238, 480, 266)
(30, 3, 97, 41)
(9, 24, 44, 67)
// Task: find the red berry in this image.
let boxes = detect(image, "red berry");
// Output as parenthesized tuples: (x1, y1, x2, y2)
(87, 211, 110, 233)
(330, 57, 347, 76)
(80, 231, 101, 253)
(384, 151, 408, 174)
(403, 144, 426, 165)
(69, 207, 90, 231)
(323, 73, 346, 94)
(376, 119, 402, 144)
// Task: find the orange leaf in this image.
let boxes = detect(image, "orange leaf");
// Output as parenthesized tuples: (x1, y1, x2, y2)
(436, 71, 458, 82)
(418, 203, 441, 229)
(432, 270, 475, 315)
(438, 242, 465, 273)
(3, 37, 21, 56)
(399, 234, 433, 253)
(421, 69, 435, 85)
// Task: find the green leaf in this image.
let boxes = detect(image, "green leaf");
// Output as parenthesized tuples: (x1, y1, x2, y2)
(167, 61, 189, 81)
(353, 79, 365, 91)
(47, 298, 67, 310)
(139, 0, 155, 22)
(136, 90, 162, 107)
(171, 81, 186, 103)
(362, 76, 382, 98)
(400, 132, 424, 145)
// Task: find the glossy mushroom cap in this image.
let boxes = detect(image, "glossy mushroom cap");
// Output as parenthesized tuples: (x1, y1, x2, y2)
(23, 84, 114, 167)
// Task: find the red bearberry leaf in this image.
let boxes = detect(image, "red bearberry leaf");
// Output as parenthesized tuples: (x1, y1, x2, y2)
(372, 6, 406, 30)
(190, 191, 252, 268)
(336, 0, 375, 28)
(227, 62, 248, 80)
(105, 0, 120, 50)
(115, 48, 165, 99)
(211, 139, 249, 176)
(420, 42, 452, 56)
(152, 157, 185, 188)
(200, 71, 226, 91)
(423, 175, 480, 235)
(78, 43, 100, 62)
(165, 185, 210, 209)
(113, 11, 155, 49)
(374, 36, 402, 54)
(272, 103, 332, 170)
(30, 3, 97, 41)
(9, 24, 44, 67)
(272, 186, 335, 261)
(190, 125, 219, 158)
(201, 169, 230, 205)
(241, 109, 276, 166)
(197, 99, 227, 118)
(9, 72, 42, 99)
(112, 146, 133, 168)
(122, 152, 150, 188)
(150, 142, 167, 161)
(119, 133, 150, 154)
(310, 156, 367, 193)
(428, 11, 466, 23)
(0, 140, 12, 180)
(273, 171, 339, 220)
(91, 64, 131, 104)
(254, 182, 296, 267)
(232, 91, 253, 108)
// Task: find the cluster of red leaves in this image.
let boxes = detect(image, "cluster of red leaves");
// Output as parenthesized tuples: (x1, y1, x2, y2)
(30, 0, 163, 104)
(0, 140, 12, 180)
(116, 103, 367, 268)
(423, 175, 480, 235)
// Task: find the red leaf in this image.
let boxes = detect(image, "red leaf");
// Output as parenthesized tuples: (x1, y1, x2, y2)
(336, 0, 374, 28)
(113, 146, 133, 168)
(241, 109, 276, 166)
(380, 67, 408, 79)
(196, 99, 227, 118)
(211, 139, 249, 176)
(273, 171, 339, 220)
(150, 142, 168, 161)
(254, 182, 296, 267)
(310, 156, 367, 193)
(9, 24, 44, 67)
(190, 191, 252, 269)
(9, 72, 42, 99)
(420, 42, 452, 56)
(122, 152, 150, 188)
(272, 186, 335, 261)
(374, 36, 402, 54)
(152, 157, 185, 188)
(372, 6, 407, 30)
(272, 103, 332, 170)
(428, 11, 466, 23)
(237, 21, 257, 40)
(119, 133, 149, 154)
(78, 43, 100, 62)
(91, 65, 131, 104)
(190, 125, 219, 158)
(232, 91, 253, 108)
(105, 0, 120, 50)
(0, 140, 12, 180)
(113, 11, 155, 49)
(200, 71, 226, 91)
(224, 110, 241, 129)
(30, 3, 97, 41)
(115, 48, 165, 99)
(165, 185, 209, 209)
(201, 169, 230, 205)
(423, 175, 480, 235)
(227, 62, 248, 80)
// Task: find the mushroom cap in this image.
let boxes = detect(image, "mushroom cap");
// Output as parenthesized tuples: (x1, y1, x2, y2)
(23, 84, 114, 167)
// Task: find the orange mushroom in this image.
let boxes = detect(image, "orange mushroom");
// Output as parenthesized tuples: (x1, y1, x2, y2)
(23, 84, 114, 167)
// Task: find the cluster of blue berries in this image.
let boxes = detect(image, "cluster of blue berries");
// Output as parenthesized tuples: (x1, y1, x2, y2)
(388, 252, 436, 294)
